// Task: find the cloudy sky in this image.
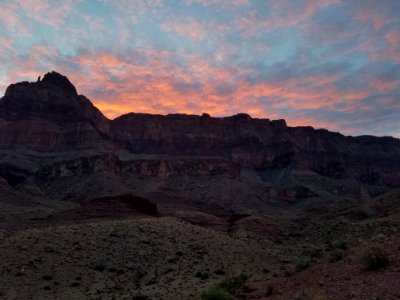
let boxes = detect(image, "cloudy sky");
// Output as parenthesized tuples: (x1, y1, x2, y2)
(0, 0, 399, 137)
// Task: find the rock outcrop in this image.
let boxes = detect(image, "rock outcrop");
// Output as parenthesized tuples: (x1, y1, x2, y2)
(0, 72, 110, 151)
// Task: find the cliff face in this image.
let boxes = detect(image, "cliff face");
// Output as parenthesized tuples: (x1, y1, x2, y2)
(0, 71, 399, 191)
(109, 114, 400, 187)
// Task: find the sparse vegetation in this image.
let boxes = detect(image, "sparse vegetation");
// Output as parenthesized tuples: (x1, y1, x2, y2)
(219, 273, 248, 295)
(214, 268, 225, 275)
(264, 284, 273, 296)
(201, 273, 248, 300)
(132, 293, 151, 300)
(325, 239, 348, 251)
(283, 264, 295, 277)
(301, 248, 321, 259)
(325, 238, 348, 262)
(195, 271, 210, 280)
(327, 248, 344, 262)
(293, 291, 310, 300)
(360, 246, 389, 270)
(294, 255, 313, 271)
(2, 189, 400, 299)
(201, 285, 233, 300)
(313, 291, 328, 300)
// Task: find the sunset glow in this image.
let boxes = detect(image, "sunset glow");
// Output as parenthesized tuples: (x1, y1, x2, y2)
(0, 0, 399, 136)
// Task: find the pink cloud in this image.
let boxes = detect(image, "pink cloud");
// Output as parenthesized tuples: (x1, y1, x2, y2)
(356, 9, 384, 31)
(238, 0, 342, 36)
(386, 31, 400, 50)
(160, 18, 231, 41)
(183, 0, 249, 7)
(161, 19, 208, 40)
(357, 31, 400, 62)
(14, 0, 73, 27)
(0, 41, 396, 136)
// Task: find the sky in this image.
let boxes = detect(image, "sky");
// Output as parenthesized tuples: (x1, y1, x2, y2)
(0, 0, 399, 137)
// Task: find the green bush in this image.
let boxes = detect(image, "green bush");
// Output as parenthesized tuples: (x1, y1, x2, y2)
(195, 271, 210, 280)
(294, 256, 313, 271)
(201, 273, 248, 299)
(325, 239, 347, 251)
(328, 248, 344, 262)
(293, 291, 310, 300)
(360, 246, 389, 270)
(300, 248, 321, 259)
(219, 273, 248, 295)
(201, 285, 234, 300)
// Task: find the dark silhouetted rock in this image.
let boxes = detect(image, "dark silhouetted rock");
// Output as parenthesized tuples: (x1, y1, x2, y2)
(0, 71, 399, 213)
(42, 71, 78, 96)
(0, 71, 110, 151)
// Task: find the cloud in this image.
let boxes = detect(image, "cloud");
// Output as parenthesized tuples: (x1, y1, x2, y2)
(236, 0, 342, 36)
(183, 0, 249, 7)
(0, 0, 399, 137)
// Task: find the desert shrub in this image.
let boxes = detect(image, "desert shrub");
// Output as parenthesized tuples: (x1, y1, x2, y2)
(293, 291, 310, 300)
(360, 246, 389, 270)
(201, 285, 234, 300)
(219, 273, 248, 295)
(132, 293, 150, 300)
(195, 271, 210, 280)
(325, 239, 347, 251)
(328, 248, 344, 262)
(200, 273, 248, 299)
(313, 291, 328, 300)
(358, 206, 376, 219)
(264, 284, 273, 296)
(214, 268, 225, 275)
(283, 264, 295, 277)
(301, 248, 321, 259)
(294, 255, 313, 271)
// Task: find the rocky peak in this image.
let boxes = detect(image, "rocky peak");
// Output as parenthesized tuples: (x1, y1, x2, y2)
(0, 72, 108, 125)
(0, 72, 111, 151)
(41, 71, 78, 96)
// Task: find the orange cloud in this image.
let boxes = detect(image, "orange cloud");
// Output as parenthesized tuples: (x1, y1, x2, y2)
(13, 49, 376, 122)
(0, 43, 397, 137)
